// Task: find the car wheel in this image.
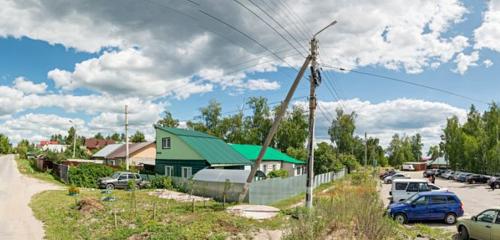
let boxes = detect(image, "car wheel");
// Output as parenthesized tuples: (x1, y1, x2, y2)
(444, 213, 457, 225)
(457, 225, 469, 240)
(394, 213, 407, 224)
(471, 180, 476, 184)
(105, 183, 115, 190)
(496, 183, 500, 189)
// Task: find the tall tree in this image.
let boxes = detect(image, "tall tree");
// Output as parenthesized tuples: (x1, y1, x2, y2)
(130, 131, 146, 143)
(157, 110, 179, 128)
(94, 132, 104, 140)
(108, 133, 121, 142)
(65, 127, 76, 145)
(410, 133, 423, 161)
(244, 97, 272, 145)
(427, 145, 442, 160)
(328, 108, 356, 154)
(0, 134, 12, 154)
(276, 105, 308, 152)
(187, 99, 223, 138)
(314, 142, 342, 174)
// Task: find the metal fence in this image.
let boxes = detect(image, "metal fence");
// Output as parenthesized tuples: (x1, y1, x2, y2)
(248, 168, 346, 205)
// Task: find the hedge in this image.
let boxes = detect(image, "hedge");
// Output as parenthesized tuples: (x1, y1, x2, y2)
(68, 163, 114, 188)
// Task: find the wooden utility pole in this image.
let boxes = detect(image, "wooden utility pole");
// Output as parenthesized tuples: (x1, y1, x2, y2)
(125, 105, 129, 171)
(305, 37, 319, 208)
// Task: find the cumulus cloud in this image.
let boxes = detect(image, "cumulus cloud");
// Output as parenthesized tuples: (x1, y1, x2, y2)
(474, 0, 500, 51)
(13, 77, 47, 94)
(453, 51, 479, 74)
(297, 98, 467, 148)
(483, 59, 494, 68)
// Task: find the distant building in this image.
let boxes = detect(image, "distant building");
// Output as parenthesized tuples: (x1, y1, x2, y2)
(37, 140, 59, 148)
(426, 157, 448, 169)
(85, 138, 116, 151)
(41, 144, 67, 153)
(92, 142, 156, 167)
(230, 144, 306, 177)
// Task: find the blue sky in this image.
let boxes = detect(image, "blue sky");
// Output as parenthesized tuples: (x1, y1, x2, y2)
(0, 0, 499, 150)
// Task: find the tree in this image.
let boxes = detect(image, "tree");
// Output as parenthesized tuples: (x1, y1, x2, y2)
(314, 142, 342, 174)
(157, 111, 179, 128)
(286, 147, 307, 161)
(410, 133, 423, 161)
(130, 131, 146, 143)
(94, 132, 104, 140)
(442, 116, 464, 170)
(244, 97, 272, 145)
(386, 134, 414, 167)
(187, 99, 223, 138)
(65, 127, 76, 145)
(220, 113, 246, 144)
(16, 139, 31, 159)
(108, 133, 121, 142)
(427, 145, 443, 160)
(0, 134, 12, 154)
(328, 108, 356, 154)
(276, 105, 308, 152)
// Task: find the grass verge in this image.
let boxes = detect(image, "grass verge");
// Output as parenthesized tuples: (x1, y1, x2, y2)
(282, 171, 453, 240)
(15, 156, 64, 186)
(31, 189, 285, 240)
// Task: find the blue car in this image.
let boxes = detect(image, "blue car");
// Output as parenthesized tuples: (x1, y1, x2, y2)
(388, 191, 464, 225)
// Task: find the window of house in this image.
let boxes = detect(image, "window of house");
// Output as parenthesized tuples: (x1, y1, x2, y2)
(162, 137, 171, 149)
(164, 166, 174, 177)
(181, 167, 192, 179)
(262, 164, 267, 174)
(272, 164, 277, 171)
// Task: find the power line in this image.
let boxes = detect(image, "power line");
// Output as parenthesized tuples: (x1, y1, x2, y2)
(232, 0, 307, 58)
(322, 65, 489, 105)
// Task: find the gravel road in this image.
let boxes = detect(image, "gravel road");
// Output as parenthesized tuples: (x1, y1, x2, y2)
(0, 154, 59, 240)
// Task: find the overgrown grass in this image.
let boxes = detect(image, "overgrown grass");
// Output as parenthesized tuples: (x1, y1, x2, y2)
(271, 178, 341, 209)
(31, 189, 285, 240)
(15, 156, 64, 186)
(282, 171, 452, 240)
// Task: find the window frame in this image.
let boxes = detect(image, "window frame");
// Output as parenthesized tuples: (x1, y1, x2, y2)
(164, 165, 174, 177)
(181, 166, 192, 179)
(162, 137, 171, 149)
(477, 209, 497, 223)
(395, 182, 408, 191)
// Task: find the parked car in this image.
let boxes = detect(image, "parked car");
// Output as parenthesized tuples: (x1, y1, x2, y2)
(402, 164, 415, 171)
(435, 168, 449, 177)
(389, 179, 447, 203)
(384, 173, 410, 184)
(457, 208, 500, 240)
(466, 174, 490, 184)
(423, 169, 436, 178)
(457, 173, 473, 182)
(441, 170, 454, 179)
(379, 169, 396, 180)
(489, 178, 500, 189)
(98, 172, 146, 190)
(388, 191, 464, 225)
(453, 171, 464, 181)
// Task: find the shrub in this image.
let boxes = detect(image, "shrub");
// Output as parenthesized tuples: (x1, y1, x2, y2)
(268, 169, 289, 178)
(149, 176, 174, 190)
(68, 185, 80, 195)
(68, 163, 114, 188)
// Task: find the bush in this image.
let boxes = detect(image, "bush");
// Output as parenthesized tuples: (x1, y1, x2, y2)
(68, 163, 114, 188)
(149, 176, 174, 189)
(68, 185, 80, 195)
(268, 169, 289, 178)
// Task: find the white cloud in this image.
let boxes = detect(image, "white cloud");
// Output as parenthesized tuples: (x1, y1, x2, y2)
(453, 51, 479, 74)
(299, 98, 467, 149)
(246, 79, 280, 91)
(483, 59, 494, 68)
(474, 0, 500, 51)
(13, 76, 47, 94)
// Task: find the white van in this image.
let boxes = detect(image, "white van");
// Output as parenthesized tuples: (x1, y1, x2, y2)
(402, 164, 415, 171)
(389, 179, 431, 203)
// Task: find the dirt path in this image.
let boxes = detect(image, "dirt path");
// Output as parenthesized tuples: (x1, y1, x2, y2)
(0, 154, 59, 240)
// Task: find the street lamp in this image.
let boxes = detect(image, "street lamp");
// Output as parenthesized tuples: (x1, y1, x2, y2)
(69, 120, 76, 159)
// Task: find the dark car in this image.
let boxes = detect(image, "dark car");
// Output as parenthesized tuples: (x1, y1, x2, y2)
(98, 172, 145, 190)
(435, 168, 448, 177)
(423, 169, 436, 178)
(466, 174, 490, 184)
(457, 173, 473, 182)
(379, 169, 396, 180)
(388, 191, 464, 225)
(490, 178, 500, 189)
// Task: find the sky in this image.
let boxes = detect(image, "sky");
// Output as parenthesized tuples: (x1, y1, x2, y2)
(1, 0, 500, 152)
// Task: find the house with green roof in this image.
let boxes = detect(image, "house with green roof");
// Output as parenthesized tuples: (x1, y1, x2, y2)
(230, 144, 306, 177)
(154, 126, 252, 178)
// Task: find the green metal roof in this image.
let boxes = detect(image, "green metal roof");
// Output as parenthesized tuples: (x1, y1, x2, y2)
(156, 126, 251, 166)
(427, 157, 448, 165)
(230, 144, 305, 165)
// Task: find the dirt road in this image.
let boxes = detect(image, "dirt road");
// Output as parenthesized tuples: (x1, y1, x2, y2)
(0, 154, 59, 240)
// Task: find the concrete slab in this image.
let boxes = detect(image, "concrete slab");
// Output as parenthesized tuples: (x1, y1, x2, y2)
(226, 204, 280, 220)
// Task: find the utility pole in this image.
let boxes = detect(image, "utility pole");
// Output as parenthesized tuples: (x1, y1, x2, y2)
(364, 132, 367, 167)
(305, 37, 319, 209)
(125, 105, 129, 171)
(69, 120, 76, 159)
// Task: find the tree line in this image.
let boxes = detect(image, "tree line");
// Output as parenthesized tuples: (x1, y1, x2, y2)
(441, 104, 500, 174)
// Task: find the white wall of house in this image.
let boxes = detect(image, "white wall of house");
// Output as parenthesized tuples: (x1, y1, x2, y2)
(259, 161, 282, 175)
(41, 144, 67, 153)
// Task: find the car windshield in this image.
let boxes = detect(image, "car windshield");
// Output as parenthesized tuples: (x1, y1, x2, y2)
(111, 172, 121, 179)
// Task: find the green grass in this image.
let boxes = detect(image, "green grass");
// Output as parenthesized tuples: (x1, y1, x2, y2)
(15, 157, 64, 186)
(31, 189, 285, 240)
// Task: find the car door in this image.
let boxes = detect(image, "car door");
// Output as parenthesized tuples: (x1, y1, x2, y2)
(470, 209, 496, 240)
(406, 182, 420, 200)
(117, 174, 128, 188)
(408, 196, 429, 220)
(490, 211, 500, 240)
(428, 195, 448, 220)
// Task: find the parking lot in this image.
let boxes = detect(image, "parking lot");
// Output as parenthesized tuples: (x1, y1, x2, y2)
(380, 170, 500, 231)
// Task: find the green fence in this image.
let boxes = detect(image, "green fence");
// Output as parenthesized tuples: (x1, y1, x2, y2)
(248, 168, 346, 205)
